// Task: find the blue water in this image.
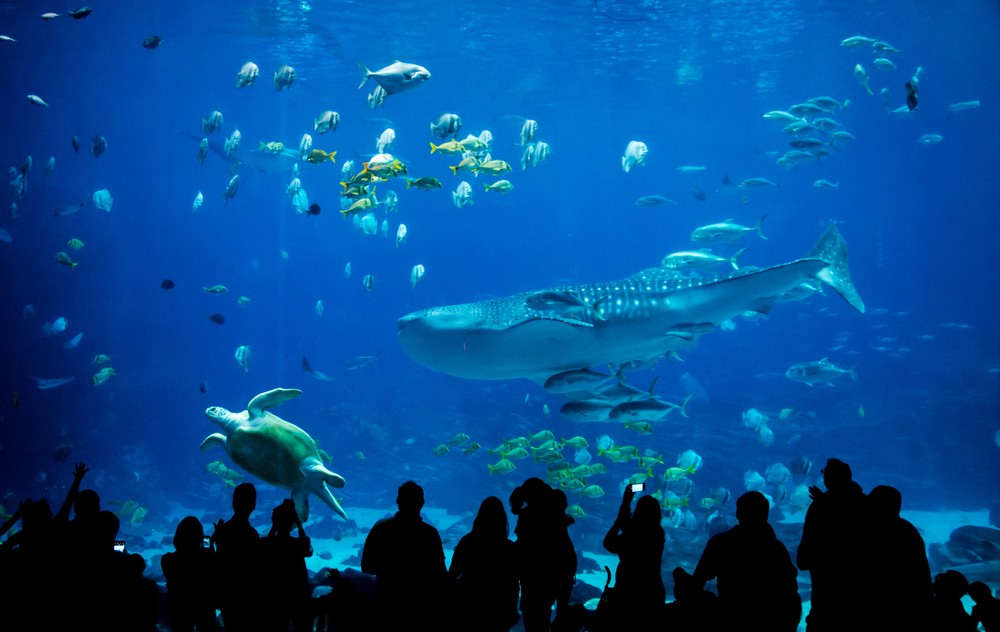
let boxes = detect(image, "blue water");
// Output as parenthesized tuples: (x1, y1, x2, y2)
(1, 0, 998, 564)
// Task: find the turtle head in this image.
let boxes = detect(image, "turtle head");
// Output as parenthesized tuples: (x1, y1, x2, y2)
(206, 406, 239, 434)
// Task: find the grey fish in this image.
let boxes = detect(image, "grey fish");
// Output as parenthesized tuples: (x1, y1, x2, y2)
(430, 113, 462, 140)
(559, 399, 615, 422)
(91, 134, 107, 158)
(54, 201, 87, 216)
(346, 352, 380, 370)
(543, 368, 619, 395)
(355, 60, 431, 95)
(608, 393, 693, 422)
(785, 357, 858, 386)
(636, 195, 675, 207)
(397, 224, 864, 383)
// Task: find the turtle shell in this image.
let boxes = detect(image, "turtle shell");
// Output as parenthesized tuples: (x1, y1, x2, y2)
(226, 410, 319, 489)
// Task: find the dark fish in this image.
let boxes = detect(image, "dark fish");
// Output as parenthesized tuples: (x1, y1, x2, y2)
(68, 6, 92, 19)
(72, 135, 80, 152)
(905, 82, 918, 111)
(306, 203, 321, 216)
(692, 187, 706, 201)
(54, 202, 86, 216)
(160, 279, 175, 290)
(92, 134, 107, 158)
(790, 455, 812, 475)
(199, 381, 208, 394)
(53, 439, 72, 462)
(142, 36, 162, 49)
(207, 313, 225, 325)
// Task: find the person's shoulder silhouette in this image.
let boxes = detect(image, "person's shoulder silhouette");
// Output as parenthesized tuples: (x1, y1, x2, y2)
(361, 481, 446, 630)
(694, 491, 800, 632)
(969, 581, 1000, 631)
(450, 496, 519, 631)
(162, 516, 220, 632)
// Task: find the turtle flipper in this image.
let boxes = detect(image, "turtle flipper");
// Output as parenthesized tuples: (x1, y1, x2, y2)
(248, 388, 302, 413)
(300, 456, 348, 520)
(200, 433, 227, 451)
(291, 487, 311, 523)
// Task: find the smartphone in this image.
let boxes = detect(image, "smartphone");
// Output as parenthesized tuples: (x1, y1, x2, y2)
(203, 536, 211, 548)
(113, 540, 126, 553)
(629, 483, 645, 493)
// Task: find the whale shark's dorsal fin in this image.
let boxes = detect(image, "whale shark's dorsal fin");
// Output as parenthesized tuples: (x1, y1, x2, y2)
(806, 223, 865, 313)
(249, 388, 302, 413)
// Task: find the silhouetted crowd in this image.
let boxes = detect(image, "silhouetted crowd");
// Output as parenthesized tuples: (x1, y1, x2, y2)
(1, 459, 998, 631)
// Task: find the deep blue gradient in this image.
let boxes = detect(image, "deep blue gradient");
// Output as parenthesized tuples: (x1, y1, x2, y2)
(1, 0, 998, 535)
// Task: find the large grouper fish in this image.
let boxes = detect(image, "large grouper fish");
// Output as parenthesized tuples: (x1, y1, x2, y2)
(397, 224, 864, 384)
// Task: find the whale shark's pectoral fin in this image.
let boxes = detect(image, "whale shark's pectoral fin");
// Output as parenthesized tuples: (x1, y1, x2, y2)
(299, 456, 348, 521)
(535, 315, 594, 328)
(248, 388, 302, 413)
(200, 433, 227, 451)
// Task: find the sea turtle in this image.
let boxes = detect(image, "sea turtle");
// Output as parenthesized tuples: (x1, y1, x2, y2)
(201, 388, 347, 521)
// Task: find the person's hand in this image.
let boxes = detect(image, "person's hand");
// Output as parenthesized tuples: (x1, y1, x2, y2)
(16, 498, 33, 515)
(213, 518, 225, 532)
(622, 486, 635, 505)
(808, 485, 824, 501)
(73, 462, 89, 481)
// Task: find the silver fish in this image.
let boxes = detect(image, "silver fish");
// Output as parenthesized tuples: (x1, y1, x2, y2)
(355, 60, 431, 95)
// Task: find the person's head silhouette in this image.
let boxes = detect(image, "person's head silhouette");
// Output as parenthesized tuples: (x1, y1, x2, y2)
(233, 482, 256, 517)
(397, 481, 424, 515)
(869, 485, 902, 522)
(736, 491, 770, 526)
(821, 458, 852, 491)
(473, 496, 509, 539)
(633, 494, 663, 531)
(174, 516, 205, 552)
(74, 489, 100, 519)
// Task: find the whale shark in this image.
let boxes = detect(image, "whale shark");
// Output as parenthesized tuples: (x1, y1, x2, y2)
(397, 224, 865, 384)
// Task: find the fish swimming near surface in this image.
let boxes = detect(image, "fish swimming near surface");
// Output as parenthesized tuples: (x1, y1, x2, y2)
(397, 224, 864, 384)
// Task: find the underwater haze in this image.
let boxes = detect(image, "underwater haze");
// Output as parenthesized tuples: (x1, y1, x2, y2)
(1, 0, 999, 605)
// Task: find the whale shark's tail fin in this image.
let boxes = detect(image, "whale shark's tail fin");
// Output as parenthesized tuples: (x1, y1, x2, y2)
(807, 223, 865, 313)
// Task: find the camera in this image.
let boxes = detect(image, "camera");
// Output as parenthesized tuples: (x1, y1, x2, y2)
(113, 540, 125, 552)
(203, 536, 211, 548)
(629, 483, 645, 493)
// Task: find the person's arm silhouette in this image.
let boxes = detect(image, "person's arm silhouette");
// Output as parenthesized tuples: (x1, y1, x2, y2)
(54, 462, 88, 521)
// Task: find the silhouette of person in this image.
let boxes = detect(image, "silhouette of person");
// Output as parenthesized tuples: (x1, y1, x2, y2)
(694, 491, 800, 631)
(867, 485, 931, 629)
(549, 488, 578, 628)
(162, 516, 222, 631)
(600, 487, 665, 630)
(796, 458, 866, 631)
(80, 510, 158, 631)
(449, 496, 520, 631)
(212, 482, 261, 632)
(969, 581, 1000, 631)
(510, 478, 577, 632)
(361, 480, 447, 631)
(929, 570, 976, 631)
(665, 567, 720, 632)
(260, 499, 314, 631)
